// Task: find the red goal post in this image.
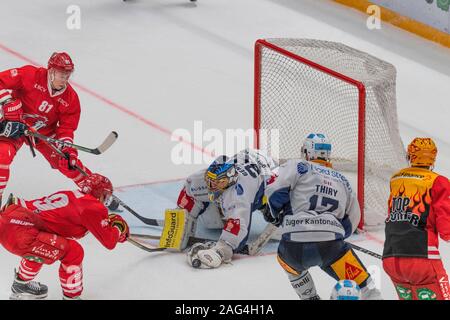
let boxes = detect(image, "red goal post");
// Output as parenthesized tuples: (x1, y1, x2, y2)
(253, 39, 407, 229)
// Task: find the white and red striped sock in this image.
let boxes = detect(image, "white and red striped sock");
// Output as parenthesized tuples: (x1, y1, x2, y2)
(17, 259, 43, 282)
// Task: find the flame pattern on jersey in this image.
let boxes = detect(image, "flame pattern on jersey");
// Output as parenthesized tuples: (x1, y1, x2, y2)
(387, 180, 433, 227)
(384, 167, 450, 260)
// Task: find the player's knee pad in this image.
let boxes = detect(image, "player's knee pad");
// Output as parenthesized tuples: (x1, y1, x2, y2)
(61, 240, 84, 266)
(286, 270, 319, 300)
(326, 249, 370, 288)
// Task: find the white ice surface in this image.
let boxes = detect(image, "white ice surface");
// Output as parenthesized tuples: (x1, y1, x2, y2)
(0, 0, 449, 300)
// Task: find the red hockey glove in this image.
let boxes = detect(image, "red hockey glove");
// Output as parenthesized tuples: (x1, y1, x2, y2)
(109, 214, 129, 243)
(58, 146, 78, 170)
(0, 90, 23, 122)
(1, 99, 23, 122)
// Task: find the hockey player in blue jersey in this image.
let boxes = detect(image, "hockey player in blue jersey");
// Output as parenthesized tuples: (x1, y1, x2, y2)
(263, 133, 382, 300)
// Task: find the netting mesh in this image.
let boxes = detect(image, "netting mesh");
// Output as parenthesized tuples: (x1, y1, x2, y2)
(256, 39, 407, 227)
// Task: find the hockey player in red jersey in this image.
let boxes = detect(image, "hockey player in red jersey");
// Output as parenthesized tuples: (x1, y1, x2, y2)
(0, 52, 92, 201)
(383, 138, 450, 300)
(0, 173, 129, 300)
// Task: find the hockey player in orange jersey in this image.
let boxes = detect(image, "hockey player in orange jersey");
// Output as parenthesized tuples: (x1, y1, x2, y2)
(383, 138, 450, 300)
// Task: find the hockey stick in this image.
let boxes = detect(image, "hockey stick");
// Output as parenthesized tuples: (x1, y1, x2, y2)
(24, 129, 118, 155)
(239, 223, 278, 256)
(127, 236, 166, 253)
(348, 243, 382, 260)
(111, 195, 164, 227)
(128, 234, 202, 253)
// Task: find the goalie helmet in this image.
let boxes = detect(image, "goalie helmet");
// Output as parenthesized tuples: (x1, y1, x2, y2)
(79, 173, 113, 204)
(205, 155, 238, 202)
(407, 137, 437, 168)
(301, 133, 332, 163)
(330, 280, 362, 300)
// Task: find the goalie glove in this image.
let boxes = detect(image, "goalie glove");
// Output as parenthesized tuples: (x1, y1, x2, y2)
(186, 240, 233, 269)
(109, 214, 129, 243)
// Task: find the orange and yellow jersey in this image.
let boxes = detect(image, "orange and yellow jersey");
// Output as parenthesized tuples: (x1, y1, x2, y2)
(383, 167, 450, 260)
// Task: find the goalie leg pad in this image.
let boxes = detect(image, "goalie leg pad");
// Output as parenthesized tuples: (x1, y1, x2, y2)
(159, 208, 197, 251)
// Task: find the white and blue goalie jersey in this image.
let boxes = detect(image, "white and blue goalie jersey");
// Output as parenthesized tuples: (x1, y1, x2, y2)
(265, 159, 361, 242)
(183, 149, 277, 250)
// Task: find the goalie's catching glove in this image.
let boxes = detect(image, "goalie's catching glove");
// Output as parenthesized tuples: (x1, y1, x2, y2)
(109, 213, 129, 243)
(186, 240, 233, 269)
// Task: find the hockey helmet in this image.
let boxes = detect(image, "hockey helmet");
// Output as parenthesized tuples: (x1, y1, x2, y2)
(330, 280, 362, 300)
(79, 173, 113, 204)
(204, 155, 238, 201)
(407, 138, 437, 168)
(48, 52, 74, 72)
(301, 133, 332, 163)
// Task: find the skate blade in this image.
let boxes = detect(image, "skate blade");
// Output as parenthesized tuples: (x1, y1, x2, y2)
(10, 292, 48, 300)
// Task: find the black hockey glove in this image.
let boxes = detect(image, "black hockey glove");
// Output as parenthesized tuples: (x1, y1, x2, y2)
(0, 121, 26, 139)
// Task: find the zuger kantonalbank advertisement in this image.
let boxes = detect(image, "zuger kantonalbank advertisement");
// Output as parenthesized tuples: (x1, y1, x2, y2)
(372, 0, 450, 33)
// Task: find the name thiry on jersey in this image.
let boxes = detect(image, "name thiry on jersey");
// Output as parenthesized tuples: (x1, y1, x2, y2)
(315, 184, 338, 197)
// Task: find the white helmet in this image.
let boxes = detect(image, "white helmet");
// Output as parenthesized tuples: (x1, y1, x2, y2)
(330, 280, 362, 300)
(301, 133, 332, 162)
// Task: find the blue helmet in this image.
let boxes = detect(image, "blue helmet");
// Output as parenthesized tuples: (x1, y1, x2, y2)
(205, 155, 238, 201)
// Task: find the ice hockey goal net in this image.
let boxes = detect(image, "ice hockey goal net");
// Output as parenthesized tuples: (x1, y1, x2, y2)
(254, 39, 407, 228)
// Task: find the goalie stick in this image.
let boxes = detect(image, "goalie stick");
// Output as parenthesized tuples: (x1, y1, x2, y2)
(24, 129, 118, 155)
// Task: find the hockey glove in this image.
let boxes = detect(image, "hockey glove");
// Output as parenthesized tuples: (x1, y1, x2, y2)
(187, 240, 233, 269)
(58, 146, 78, 170)
(0, 121, 26, 139)
(0, 90, 23, 122)
(109, 213, 129, 243)
(261, 203, 284, 227)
